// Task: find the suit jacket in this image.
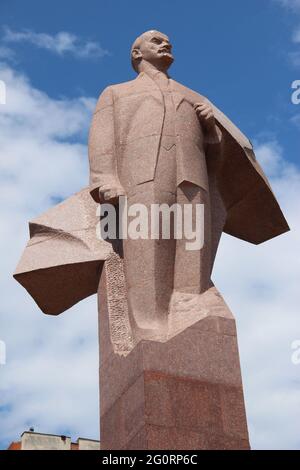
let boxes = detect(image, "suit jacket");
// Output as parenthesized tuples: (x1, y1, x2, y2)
(89, 72, 289, 244)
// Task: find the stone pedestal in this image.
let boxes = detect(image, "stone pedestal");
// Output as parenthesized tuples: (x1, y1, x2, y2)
(98, 264, 250, 450)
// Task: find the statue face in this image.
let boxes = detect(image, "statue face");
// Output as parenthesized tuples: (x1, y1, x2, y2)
(138, 31, 174, 70)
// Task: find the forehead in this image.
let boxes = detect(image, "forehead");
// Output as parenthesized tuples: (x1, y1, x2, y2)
(144, 31, 170, 43)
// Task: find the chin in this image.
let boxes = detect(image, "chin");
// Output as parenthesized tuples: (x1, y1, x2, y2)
(160, 54, 174, 68)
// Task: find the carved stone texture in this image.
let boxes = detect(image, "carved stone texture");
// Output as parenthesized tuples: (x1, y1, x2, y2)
(13, 30, 290, 451)
(14, 188, 112, 314)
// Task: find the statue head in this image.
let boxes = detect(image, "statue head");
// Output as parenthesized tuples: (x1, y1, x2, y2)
(131, 30, 174, 73)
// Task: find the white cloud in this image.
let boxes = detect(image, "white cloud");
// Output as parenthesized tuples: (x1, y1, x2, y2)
(289, 50, 300, 66)
(0, 60, 99, 446)
(292, 25, 300, 65)
(253, 140, 284, 177)
(0, 61, 299, 449)
(274, 0, 300, 66)
(291, 112, 300, 126)
(2, 26, 109, 59)
(0, 46, 15, 61)
(275, 0, 300, 11)
(213, 139, 300, 449)
(292, 27, 300, 42)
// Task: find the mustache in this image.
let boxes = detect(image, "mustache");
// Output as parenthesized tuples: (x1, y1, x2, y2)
(158, 46, 172, 53)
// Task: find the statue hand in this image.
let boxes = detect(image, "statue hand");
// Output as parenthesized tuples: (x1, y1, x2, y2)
(194, 102, 216, 133)
(99, 180, 125, 204)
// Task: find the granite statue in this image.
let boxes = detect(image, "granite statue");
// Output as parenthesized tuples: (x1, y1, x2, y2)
(14, 30, 289, 450)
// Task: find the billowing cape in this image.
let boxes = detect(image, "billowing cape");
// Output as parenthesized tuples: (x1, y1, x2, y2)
(211, 103, 288, 244)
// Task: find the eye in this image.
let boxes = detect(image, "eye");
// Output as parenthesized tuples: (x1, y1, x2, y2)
(151, 37, 162, 44)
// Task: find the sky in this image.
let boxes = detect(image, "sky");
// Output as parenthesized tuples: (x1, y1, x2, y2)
(0, 0, 299, 450)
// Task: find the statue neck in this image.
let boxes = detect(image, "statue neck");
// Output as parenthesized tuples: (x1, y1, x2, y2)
(138, 60, 169, 76)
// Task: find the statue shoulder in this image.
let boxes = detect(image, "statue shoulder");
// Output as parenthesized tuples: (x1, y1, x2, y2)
(95, 78, 138, 110)
(108, 77, 142, 97)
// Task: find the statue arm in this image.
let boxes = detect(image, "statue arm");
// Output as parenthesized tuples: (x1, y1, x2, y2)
(193, 99, 223, 160)
(203, 123, 224, 168)
(88, 86, 122, 203)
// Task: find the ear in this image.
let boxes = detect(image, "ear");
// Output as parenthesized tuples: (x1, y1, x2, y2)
(132, 48, 142, 60)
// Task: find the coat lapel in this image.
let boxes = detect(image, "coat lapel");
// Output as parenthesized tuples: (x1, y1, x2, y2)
(169, 79, 185, 110)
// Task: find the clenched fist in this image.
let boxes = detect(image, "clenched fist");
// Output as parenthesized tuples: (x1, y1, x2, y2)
(99, 179, 125, 204)
(194, 102, 216, 133)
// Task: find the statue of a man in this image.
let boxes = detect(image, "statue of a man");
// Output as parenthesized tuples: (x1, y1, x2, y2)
(88, 29, 288, 336)
(89, 30, 227, 331)
(14, 30, 288, 326)
(14, 30, 289, 450)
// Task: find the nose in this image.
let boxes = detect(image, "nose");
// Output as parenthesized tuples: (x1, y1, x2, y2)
(161, 42, 172, 51)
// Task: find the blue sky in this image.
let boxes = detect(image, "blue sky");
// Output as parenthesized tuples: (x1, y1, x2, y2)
(0, 0, 300, 450)
(1, 0, 300, 161)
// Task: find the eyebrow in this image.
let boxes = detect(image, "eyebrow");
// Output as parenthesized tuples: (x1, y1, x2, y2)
(150, 36, 169, 43)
